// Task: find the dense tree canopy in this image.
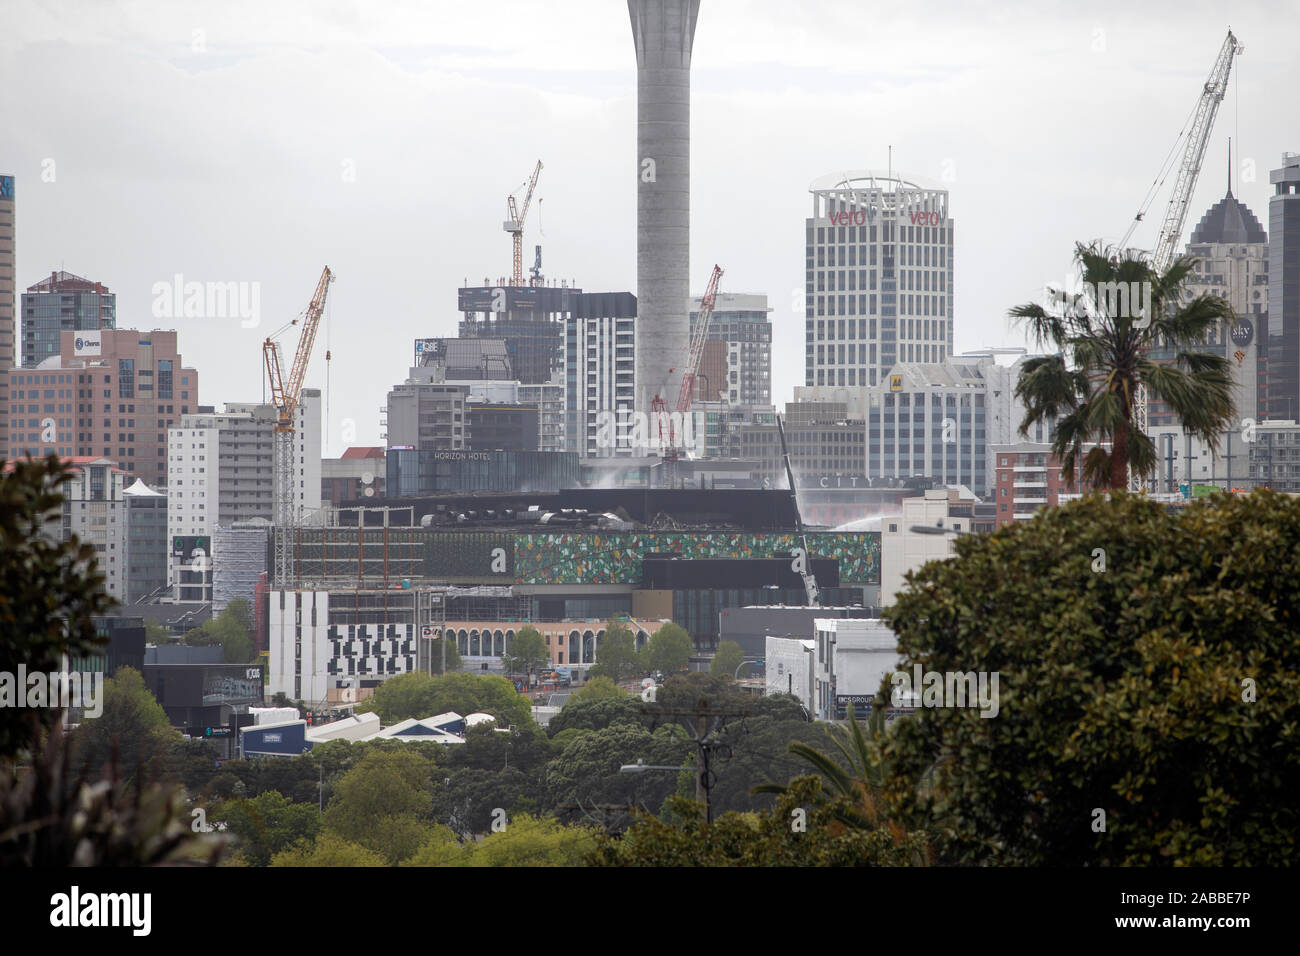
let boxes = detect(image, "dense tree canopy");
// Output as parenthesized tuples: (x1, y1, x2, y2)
(501, 625, 549, 677)
(589, 622, 641, 684)
(883, 490, 1300, 865)
(710, 641, 745, 678)
(72, 666, 181, 780)
(359, 672, 533, 729)
(0, 455, 113, 758)
(646, 623, 693, 675)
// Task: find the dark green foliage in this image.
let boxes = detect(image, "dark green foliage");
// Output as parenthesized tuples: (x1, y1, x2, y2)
(501, 625, 548, 677)
(71, 666, 180, 781)
(184, 598, 256, 663)
(710, 640, 745, 677)
(592, 776, 929, 867)
(432, 767, 536, 837)
(589, 621, 642, 683)
(0, 722, 223, 866)
(358, 671, 534, 729)
(883, 490, 1300, 865)
(212, 790, 321, 866)
(543, 722, 691, 812)
(0, 456, 113, 758)
(646, 622, 693, 674)
(548, 695, 646, 736)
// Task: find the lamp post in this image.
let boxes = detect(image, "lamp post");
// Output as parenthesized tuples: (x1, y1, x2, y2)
(620, 759, 706, 819)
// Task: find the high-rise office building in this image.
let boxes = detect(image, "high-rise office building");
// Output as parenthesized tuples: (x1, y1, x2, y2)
(0, 174, 15, 460)
(456, 285, 580, 385)
(21, 271, 116, 369)
(1268, 152, 1300, 421)
(805, 171, 953, 389)
(566, 292, 637, 458)
(7, 329, 198, 488)
(167, 391, 320, 601)
(689, 292, 772, 405)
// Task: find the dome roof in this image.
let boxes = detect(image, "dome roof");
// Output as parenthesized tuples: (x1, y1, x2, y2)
(1189, 188, 1266, 245)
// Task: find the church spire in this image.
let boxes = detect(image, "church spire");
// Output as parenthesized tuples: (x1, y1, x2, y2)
(1227, 138, 1233, 198)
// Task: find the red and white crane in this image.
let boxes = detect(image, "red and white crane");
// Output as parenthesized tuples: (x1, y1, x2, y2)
(653, 263, 724, 461)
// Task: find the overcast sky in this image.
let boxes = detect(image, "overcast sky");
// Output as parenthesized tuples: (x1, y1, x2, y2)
(6, 0, 1296, 453)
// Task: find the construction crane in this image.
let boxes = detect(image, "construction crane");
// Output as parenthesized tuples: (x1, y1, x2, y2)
(776, 413, 819, 607)
(263, 266, 333, 584)
(504, 160, 543, 286)
(653, 264, 724, 462)
(1122, 30, 1242, 490)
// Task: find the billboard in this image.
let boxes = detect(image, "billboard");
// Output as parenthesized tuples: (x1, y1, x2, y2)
(74, 333, 102, 356)
(172, 534, 211, 557)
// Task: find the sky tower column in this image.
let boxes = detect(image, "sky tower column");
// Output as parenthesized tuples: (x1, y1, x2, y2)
(628, 0, 700, 450)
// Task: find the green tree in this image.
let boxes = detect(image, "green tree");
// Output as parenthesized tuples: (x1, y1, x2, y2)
(589, 622, 641, 684)
(0, 455, 114, 757)
(549, 694, 645, 736)
(427, 637, 462, 675)
(543, 722, 690, 811)
(72, 666, 181, 780)
(270, 832, 385, 867)
(322, 748, 434, 864)
(401, 825, 469, 866)
(359, 672, 533, 730)
(144, 621, 171, 643)
(212, 790, 321, 866)
(567, 676, 627, 706)
(593, 776, 928, 867)
(185, 599, 255, 663)
(646, 622, 692, 674)
(431, 767, 538, 837)
(1010, 243, 1236, 489)
(469, 814, 601, 867)
(884, 490, 1300, 866)
(709, 640, 745, 678)
(501, 625, 549, 679)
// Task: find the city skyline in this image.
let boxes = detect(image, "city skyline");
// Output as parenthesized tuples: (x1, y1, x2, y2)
(4, 0, 1297, 452)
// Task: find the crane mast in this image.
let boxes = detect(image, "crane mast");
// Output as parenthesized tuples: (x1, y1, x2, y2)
(504, 160, 543, 286)
(776, 413, 819, 607)
(1129, 30, 1241, 491)
(655, 264, 723, 463)
(264, 266, 333, 585)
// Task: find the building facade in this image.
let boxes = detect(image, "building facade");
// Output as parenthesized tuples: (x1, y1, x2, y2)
(689, 292, 771, 405)
(0, 174, 14, 460)
(123, 478, 168, 603)
(1268, 153, 1300, 421)
(60, 457, 130, 602)
(167, 391, 320, 600)
(21, 271, 116, 369)
(456, 284, 580, 385)
(7, 329, 198, 488)
(565, 292, 637, 458)
(806, 171, 953, 389)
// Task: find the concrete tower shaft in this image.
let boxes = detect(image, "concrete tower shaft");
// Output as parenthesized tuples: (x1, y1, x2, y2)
(628, 0, 700, 439)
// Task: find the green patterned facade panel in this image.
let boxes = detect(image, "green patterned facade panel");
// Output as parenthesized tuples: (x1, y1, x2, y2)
(512, 532, 880, 585)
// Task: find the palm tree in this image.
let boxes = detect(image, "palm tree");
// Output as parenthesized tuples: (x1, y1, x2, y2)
(753, 705, 892, 831)
(1010, 242, 1237, 490)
